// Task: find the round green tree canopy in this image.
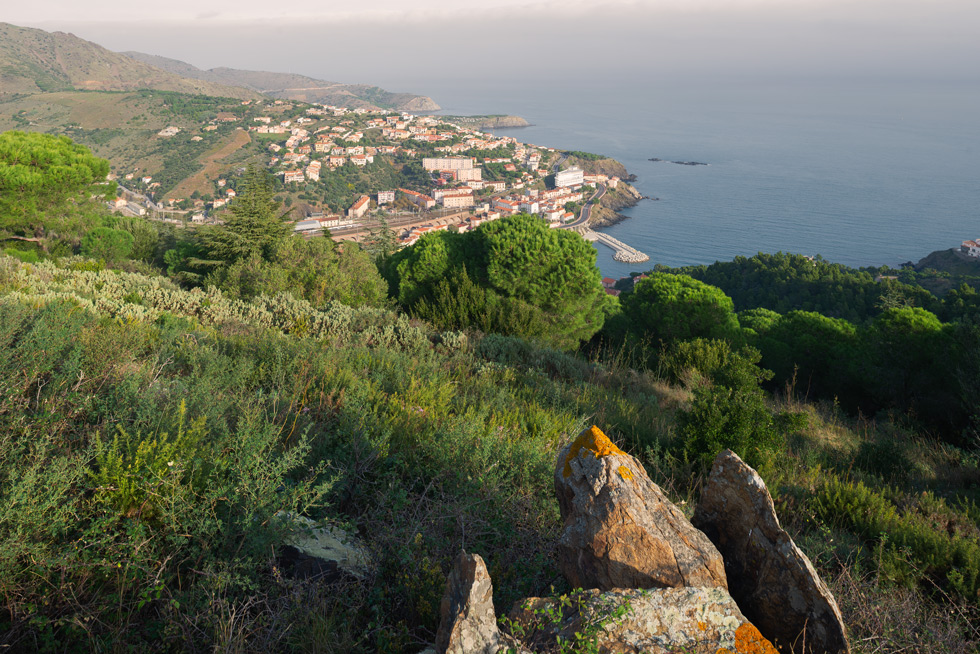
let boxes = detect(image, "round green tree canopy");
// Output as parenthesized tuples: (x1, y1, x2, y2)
(623, 272, 741, 343)
(0, 131, 113, 237)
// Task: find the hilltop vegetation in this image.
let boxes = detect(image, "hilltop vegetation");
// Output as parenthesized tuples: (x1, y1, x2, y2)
(1, 133, 979, 653)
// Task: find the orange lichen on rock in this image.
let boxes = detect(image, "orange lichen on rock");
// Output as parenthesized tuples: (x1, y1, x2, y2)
(716, 623, 779, 654)
(617, 466, 634, 481)
(562, 426, 627, 477)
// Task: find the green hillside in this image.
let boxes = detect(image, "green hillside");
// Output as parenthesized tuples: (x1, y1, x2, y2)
(1, 252, 978, 652)
(0, 23, 260, 101)
(0, 90, 270, 198)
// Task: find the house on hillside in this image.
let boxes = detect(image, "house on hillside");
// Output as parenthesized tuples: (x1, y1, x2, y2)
(962, 240, 980, 257)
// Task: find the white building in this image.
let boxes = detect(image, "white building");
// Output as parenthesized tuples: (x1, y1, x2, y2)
(963, 240, 980, 257)
(554, 167, 585, 188)
(422, 157, 475, 171)
(440, 192, 475, 209)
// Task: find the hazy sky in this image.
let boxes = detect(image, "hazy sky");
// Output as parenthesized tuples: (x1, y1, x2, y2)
(11, 0, 980, 94)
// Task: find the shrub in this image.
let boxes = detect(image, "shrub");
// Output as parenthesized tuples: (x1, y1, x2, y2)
(81, 227, 134, 263)
(813, 476, 980, 603)
(90, 401, 207, 519)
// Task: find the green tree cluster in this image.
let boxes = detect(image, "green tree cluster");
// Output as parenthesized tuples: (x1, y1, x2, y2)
(653, 252, 937, 322)
(620, 273, 742, 344)
(384, 214, 615, 350)
(163, 164, 387, 308)
(0, 131, 114, 247)
(198, 164, 290, 263)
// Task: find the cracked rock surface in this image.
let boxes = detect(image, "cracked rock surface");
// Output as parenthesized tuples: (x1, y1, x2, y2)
(693, 449, 850, 654)
(554, 426, 728, 592)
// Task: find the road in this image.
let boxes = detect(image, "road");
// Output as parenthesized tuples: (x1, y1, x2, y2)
(561, 184, 606, 231)
(552, 152, 569, 173)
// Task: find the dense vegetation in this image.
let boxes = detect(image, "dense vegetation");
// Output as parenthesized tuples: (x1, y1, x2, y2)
(652, 252, 938, 322)
(627, 256, 980, 442)
(382, 215, 615, 350)
(1, 133, 978, 653)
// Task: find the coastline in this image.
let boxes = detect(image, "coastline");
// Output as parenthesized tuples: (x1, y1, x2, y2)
(588, 182, 648, 228)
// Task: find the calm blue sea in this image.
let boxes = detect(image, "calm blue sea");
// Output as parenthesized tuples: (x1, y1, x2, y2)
(418, 77, 980, 278)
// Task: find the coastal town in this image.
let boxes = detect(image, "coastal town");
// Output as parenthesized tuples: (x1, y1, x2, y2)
(107, 98, 649, 264)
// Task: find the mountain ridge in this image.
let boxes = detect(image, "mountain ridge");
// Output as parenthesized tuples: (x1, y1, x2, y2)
(121, 50, 440, 111)
(0, 22, 261, 100)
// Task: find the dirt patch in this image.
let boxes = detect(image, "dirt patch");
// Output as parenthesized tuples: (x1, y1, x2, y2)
(169, 129, 252, 199)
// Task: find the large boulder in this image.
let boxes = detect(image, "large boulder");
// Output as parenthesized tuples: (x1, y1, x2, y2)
(435, 551, 530, 654)
(692, 450, 850, 654)
(508, 586, 778, 654)
(555, 425, 728, 591)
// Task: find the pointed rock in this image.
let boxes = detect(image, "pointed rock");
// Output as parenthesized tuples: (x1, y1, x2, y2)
(692, 449, 850, 654)
(554, 426, 728, 592)
(435, 551, 530, 654)
(508, 586, 778, 654)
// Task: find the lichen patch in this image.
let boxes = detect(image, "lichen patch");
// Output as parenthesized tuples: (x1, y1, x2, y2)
(729, 623, 779, 654)
(562, 425, 628, 477)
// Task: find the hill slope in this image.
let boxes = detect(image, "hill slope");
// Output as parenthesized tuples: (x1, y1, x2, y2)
(0, 22, 260, 100)
(0, 252, 977, 651)
(122, 51, 440, 111)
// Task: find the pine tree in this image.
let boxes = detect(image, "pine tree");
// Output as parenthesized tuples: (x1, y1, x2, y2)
(199, 165, 289, 264)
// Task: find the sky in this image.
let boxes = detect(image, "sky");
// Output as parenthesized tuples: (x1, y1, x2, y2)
(10, 0, 980, 94)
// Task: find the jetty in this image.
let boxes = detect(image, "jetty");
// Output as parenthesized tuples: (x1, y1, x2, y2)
(580, 229, 650, 264)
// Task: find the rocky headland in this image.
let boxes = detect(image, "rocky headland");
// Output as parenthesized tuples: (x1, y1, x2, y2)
(589, 182, 648, 228)
(422, 426, 851, 654)
(566, 155, 637, 182)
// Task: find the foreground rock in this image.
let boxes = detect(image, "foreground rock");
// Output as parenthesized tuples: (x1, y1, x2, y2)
(508, 586, 778, 654)
(692, 450, 850, 654)
(435, 551, 530, 654)
(555, 426, 727, 591)
(275, 511, 371, 580)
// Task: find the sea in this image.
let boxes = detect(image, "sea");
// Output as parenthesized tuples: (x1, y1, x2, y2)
(405, 76, 979, 279)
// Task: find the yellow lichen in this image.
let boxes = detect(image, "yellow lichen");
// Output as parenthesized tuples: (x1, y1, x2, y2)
(618, 466, 634, 481)
(726, 623, 779, 654)
(562, 426, 627, 478)
(698, 621, 708, 631)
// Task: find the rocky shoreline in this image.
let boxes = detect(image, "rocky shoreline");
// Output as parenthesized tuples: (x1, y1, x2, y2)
(588, 182, 651, 228)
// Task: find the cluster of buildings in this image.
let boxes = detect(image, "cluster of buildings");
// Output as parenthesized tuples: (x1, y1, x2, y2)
(128, 95, 625, 243)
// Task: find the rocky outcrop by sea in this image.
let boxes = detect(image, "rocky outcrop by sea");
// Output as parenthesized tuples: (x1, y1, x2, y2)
(649, 158, 709, 166)
(426, 427, 850, 654)
(589, 183, 649, 228)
